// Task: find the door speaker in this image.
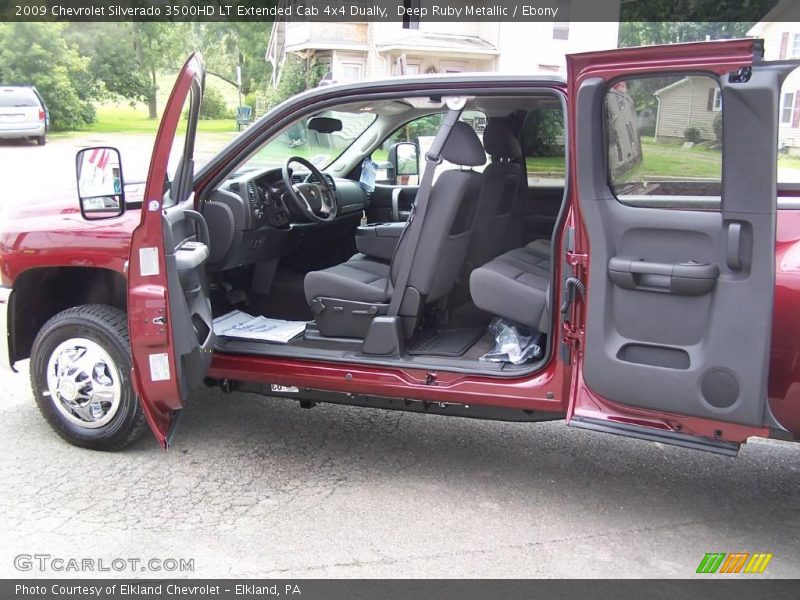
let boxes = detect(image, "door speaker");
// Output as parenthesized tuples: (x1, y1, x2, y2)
(701, 369, 740, 409)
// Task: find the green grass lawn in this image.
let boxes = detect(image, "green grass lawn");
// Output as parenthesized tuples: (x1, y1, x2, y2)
(525, 156, 566, 175)
(82, 105, 238, 135)
(627, 137, 722, 180)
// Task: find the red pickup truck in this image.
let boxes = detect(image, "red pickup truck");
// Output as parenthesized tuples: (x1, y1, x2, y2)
(1, 39, 798, 456)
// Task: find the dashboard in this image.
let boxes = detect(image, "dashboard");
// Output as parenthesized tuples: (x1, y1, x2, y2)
(202, 167, 369, 271)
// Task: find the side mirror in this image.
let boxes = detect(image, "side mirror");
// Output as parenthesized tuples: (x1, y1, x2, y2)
(387, 142, 419, 185)
(75, 147, 125, 220)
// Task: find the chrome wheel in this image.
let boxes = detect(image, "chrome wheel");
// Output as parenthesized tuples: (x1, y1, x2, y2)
(45, 337, 122, 429)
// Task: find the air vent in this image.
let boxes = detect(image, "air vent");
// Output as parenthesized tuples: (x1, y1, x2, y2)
(228, 182, 240, 193)
(246, 182, 258, 206)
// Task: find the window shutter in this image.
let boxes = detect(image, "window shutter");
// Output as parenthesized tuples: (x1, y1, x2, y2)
(792, 91, 800, 128)
(780, 32, 789, 59)
(707, 88, 715, 111)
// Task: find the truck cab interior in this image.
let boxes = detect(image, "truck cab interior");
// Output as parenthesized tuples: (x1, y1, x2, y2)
(199, 91, 567, 375)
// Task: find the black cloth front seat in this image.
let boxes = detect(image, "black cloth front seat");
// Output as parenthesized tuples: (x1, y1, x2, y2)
(304, 121, 486, 338)
(467, 117, 527, 268)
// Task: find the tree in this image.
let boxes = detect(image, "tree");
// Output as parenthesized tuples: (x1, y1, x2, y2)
(0, 23, 99, 130)
(67, 23, 151, 107)
(131, 23, 191, 118)
(521, 108, 564, 158)
(69, 23, 190, 119)
(619, 21, 757, 48)
(619, 0, 776, 24)
(194, 23, 271, 97)
(265, 54, 327, 109)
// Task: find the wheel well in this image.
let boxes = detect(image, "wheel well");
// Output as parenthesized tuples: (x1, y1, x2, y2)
(10, 267, 127, 362)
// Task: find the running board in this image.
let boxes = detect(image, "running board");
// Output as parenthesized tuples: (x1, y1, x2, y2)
(569, 416, 740, 456)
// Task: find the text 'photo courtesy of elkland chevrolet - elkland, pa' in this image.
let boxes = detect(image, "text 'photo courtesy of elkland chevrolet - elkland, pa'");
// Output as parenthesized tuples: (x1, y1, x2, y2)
(0, 0, 799, 596)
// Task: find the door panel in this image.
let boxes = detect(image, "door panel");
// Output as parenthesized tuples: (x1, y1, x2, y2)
(569, 41, 793, 431)
(368, 184, 417, 223)
(128, 53, 213, 447)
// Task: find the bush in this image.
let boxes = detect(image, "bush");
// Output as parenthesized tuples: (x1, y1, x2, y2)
(521, 108, 564, 157)
(684, 126, 702, 144)
(199, 86, 231, 120)
(0, 23, 98, 130)
(638, 123, 655, 137)
(712, 113, 723, 143)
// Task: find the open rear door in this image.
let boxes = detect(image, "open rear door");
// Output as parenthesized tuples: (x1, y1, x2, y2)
(127, 53, 215, 448)
(566, 40, 796, 452)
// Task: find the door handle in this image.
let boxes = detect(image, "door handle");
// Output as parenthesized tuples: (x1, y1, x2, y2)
(608, 257, 719, 296)
(391, 188, 401, 221)
(726, 222, 743, 270)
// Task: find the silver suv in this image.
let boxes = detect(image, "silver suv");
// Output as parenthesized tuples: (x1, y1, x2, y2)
(0, 86, 49, 146)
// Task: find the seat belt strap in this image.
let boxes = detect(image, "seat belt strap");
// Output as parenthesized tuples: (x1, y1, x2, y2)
(387, 107, 463, 317)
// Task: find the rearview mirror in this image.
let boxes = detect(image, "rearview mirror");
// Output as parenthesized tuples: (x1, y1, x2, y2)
(388, 142, 419, 185)
(76, 147, 125, 220)
(307, 116, 343, 134)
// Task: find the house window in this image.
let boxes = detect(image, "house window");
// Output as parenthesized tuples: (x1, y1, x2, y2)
(781, 92, 795, 124)
(392, 55, 421, 76)
(712, 88, 722, 112)
(793, 33, 800, 57)
(341, 62, 363, 82)
(441, 60, 468, 73)
(553, 24, 569, 40)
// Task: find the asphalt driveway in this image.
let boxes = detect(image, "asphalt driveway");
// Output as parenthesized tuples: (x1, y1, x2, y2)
(0, 133, 799, 579)
(0, 132, 233, 206)
(0, 359, 799, 578)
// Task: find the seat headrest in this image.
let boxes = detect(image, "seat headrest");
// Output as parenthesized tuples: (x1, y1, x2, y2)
(440, 121, 486, 167)
(483, 118, 522, 161)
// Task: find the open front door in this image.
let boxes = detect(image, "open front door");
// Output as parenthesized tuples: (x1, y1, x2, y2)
(567, 40, 795, 451)
(128, 53, 214, 448)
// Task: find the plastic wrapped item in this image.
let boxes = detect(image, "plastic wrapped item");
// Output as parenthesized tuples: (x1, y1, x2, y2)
(479, 318, 544, 365)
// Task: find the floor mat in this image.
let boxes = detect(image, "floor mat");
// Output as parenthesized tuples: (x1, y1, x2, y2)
(407, 327, 485, 357)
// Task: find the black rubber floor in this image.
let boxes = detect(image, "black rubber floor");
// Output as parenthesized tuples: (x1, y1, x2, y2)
(407, 327, 485, 357)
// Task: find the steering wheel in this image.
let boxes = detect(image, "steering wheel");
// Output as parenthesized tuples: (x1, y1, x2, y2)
(281, 156, 338, 223)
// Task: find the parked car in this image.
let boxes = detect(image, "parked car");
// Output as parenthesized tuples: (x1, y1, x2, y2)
(1, 39, 799, 457)
(0, 85, 49, 145)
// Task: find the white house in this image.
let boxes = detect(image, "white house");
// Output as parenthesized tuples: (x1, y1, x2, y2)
(266, 7, 620, 84)
(748, 0, 800, 153)
(653, 76, 721, 142)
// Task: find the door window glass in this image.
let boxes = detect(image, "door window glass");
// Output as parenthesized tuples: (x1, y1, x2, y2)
(778, 71, 800, 184)
(374, 111, 487, 183)
(235, 109, 377, 173)
(606, 75, 723, 203)
(520, 106, 565, 186)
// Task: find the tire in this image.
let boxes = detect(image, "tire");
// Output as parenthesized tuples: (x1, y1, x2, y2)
(30, 304, 147, 451)
(36, 135, 46, 146)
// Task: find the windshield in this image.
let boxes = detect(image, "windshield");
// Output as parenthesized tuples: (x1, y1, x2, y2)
(237, 109, 377, 173)
(0, 89, 38, 107)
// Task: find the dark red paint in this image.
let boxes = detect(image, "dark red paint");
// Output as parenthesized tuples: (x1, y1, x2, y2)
(0, 40, 798, 447)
